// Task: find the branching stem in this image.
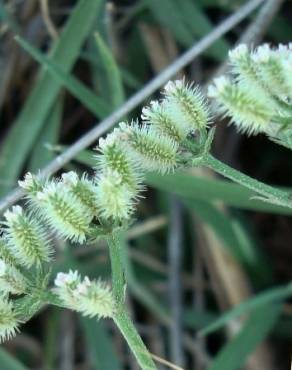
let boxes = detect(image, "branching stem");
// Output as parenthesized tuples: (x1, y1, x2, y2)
(204, 153, 292, 208)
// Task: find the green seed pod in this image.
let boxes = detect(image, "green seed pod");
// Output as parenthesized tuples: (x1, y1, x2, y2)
(252, 44, 291, 104)
(4, 206, 53, 267)
(61, 172, 99, 218)
(97, 128, 143, 193)
(122, 122, 179, 174)
(163, 80, 210, 131)
(141, 100, 190, 143)
(208, 76, 273, 135)
(36, 182, 92, 243)
(0, 259, 27, 295)
(96, 171, 134, 221)
(0, 298, 20, 343)
(54, 271, 115, 319)
(0, 238, 19, 267)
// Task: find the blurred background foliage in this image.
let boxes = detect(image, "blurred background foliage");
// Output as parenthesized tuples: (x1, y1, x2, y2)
(0, 0, 292, 369)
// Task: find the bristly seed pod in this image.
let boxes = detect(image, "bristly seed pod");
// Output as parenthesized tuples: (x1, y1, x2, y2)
(61, 172, 99, 218)
(208, 76, 273, 135)
(54, 270, 115, 319)
(121, 122, 179, 174)
(0, 298, 20, 343)
(251, 44, 291, 104)
(0, 259, 27, 295)
(163, 79, 210, 131)
(36, 182, 92, 243)
(141, 100, 190, 143)
(3, 206, 53, 267)
(209, 43, 292, 140)
(0, 237, 19, 267)
(97, 129, 143, 193)
(18, 172, 45, 196)
(96, 171, 134, 221)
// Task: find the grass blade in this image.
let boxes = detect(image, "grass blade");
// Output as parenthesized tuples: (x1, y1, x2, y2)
(94, 33, 125, 108)
(81, 318, 122, 370)
(144, 0, 193, 46)
(206, 304, 281, 370)
(0, 0, 104, 197)
(28, 95, 63, 172)
(144, 0, 229, 61)
(177, 0, 229, 61)
(146, 172, 292, 215)
(199, 283, 292, 336)
(16, 36, 109, 119)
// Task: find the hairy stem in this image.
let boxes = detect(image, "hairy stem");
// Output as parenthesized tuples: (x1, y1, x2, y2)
(107, 232, 157, 370)
(114, 308, 157, 370)
(107, 232, 126, 306)
(204, 153, 291, 208)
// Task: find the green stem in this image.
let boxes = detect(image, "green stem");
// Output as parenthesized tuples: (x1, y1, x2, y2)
(114, 308, 157, 370)
(107, 232, 125, 306)
(204, 153, 291, 208)
(107, 232, 157, 370)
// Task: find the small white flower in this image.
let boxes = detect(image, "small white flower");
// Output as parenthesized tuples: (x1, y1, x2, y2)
(98, 128, 124, 150)
(208, 76, 229, 98)
(164, 81, 175, 94)
(76, 277, 91, 295)
(61, 171, 79, 186)
(55, 270, 79, 288)
(4, 206, 23, 223)
(229, 44, 248, 61)
(164, 80, 183, 94)
(251, 44, 271, 63)
(18, 172, 34, 190)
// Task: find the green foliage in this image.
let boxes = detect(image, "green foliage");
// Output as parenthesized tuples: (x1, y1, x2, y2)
(206, 304, 281, 370)
(1, 5, 291, 364)
(0, 0, 105, 197)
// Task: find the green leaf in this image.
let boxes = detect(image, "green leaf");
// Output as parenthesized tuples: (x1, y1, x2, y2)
(199, 283, 292, 336)
(177, 0, 229, 61)
(186, 200, 269, 279)
(0, 0, 104, 197)
(28, 95, 63, 172)
(184, 308, 217, 330)
(0, 348, 28, 370)
(143, 0, 193, 46)
(16, 36, 109, 119)
(81, 318, 122, 370)
(146, 172, 292, 215)
(185, 199, 243, 258)
(144, 0, 229, 61)
(206, 304, 281, 370)
(94, 33, 125, 108)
